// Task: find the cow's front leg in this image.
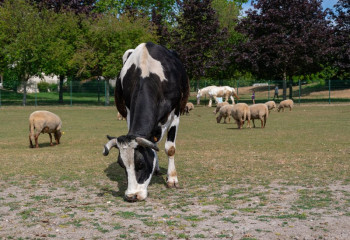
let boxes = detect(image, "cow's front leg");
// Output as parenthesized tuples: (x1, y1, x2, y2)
(165, 116, 180, 188)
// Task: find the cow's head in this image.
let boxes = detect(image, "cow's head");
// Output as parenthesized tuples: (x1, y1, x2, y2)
(103, 135, 159, 202)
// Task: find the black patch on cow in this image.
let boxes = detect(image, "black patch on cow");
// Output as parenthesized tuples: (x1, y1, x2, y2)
(167, 126, 177, 142)
(134, 146, 155, 184)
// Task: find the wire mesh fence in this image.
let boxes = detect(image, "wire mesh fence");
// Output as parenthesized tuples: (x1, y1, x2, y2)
(0, 79, 349, 107)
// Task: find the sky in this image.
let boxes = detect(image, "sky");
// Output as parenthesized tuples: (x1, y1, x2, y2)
(241, 0, 339, 14)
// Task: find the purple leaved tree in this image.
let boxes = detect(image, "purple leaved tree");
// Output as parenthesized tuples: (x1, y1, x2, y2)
(235, 0, 331, 99)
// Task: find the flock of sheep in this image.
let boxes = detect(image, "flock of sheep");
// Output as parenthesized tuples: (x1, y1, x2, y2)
(214, 99, 293, 129)
(27, 88, 293, 148)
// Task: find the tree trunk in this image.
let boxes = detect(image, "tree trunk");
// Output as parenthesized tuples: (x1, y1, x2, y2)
(288, 76, 293, 99)
(0, 74, 3, 88)
(59, 75, 64, 104)
(22, 80, 27, 106)
(97, 77, 100, 103)
(282, 71, 287, 100)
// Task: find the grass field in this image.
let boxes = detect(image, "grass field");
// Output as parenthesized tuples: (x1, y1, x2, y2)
(1, 104, 350, 239)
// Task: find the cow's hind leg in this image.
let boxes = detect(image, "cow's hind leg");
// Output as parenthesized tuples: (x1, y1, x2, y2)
(165, 115, 180, 188)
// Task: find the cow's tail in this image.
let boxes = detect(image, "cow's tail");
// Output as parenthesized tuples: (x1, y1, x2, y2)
(180, 76, 190, 115)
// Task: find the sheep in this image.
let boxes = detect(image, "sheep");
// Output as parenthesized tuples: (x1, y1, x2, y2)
(184, 102, 194, 115)
(231, 103, 251, 129)
(216, 105, 234, 124)
(117, 112, 125, 120)
(265, 101, 276, 112)
(213, 101, 229, 115)
(29, 110, 62, 148)
(249, 104, 269, 128)
(277, 99, 294, 112)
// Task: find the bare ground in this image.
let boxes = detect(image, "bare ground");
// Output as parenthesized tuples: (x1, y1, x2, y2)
(1, 177, 349, 240)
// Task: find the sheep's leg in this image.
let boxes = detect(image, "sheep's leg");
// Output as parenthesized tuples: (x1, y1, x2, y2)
(253, 119, 256, 128)
(165, 114, 180, 188)
(34, 133, 40, 148)
(29, 134, 34, 148)
(264, 115, 267, 128)
(49, 133, 54, 146)
(260, 117, 264, 128)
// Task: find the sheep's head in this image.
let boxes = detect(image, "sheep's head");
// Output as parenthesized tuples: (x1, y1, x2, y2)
(103, 135, 159, 202)
(54, 130, 62, 144)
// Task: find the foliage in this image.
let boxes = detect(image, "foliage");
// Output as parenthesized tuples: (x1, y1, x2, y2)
(0, 0, 48, 105)
(235, 0, 331, 99)
(70, 14, 157, 80)
(170, 0, 230, 89)
(30, 0, 96, 14)
(329, 0, 350, 79)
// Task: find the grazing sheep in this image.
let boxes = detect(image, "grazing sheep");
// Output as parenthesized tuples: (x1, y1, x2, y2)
(231, 103, 251, 129)
(216, 105, 234, 124)
(265, 101, 276, 112)
(278, 99, 294, 112)
(117, 112, 125, 120)
(29, 110, 62, 148)
(249, 104, 269, 128)
(213, 102, 229, 115)
(184, 102, 194, 115)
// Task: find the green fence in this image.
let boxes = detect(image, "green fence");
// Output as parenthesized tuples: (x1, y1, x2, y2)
(0, 79, 349, 107)
(192, 79, 350, 105)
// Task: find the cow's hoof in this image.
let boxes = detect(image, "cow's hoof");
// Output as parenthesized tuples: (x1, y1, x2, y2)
(167, 181, 180, 189)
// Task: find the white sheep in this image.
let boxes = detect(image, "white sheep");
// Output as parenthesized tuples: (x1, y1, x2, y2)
(29, 110, 62, 148)
(265, 101, 276, 112)
(249, 104, 269, 128)
(213, 102, 229, 115)
(216, 105, 234, 124)
(184, 102, 194, 115)
(231, 103, 251, 129)
(277, 99, 294, 112)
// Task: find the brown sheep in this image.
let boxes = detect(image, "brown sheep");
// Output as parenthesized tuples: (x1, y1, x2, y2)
(213, 102, 229, 115)
(29, 110, 62, 148)
(216, 105, 234, 124)
(249, 104, 269, 128)
(231, 103, 251, 129)
(184, 102, 195, 115)
(278, 99, 294, 112)
(265, 101, 276, 112)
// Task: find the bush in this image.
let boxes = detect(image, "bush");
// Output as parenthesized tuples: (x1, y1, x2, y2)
(37, 81, 50, 92)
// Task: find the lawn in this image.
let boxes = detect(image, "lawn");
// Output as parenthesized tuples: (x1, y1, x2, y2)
(0, 104, 350, 239)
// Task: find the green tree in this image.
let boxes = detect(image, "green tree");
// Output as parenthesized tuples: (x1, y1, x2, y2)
(41, 11, 81, 103)
(71, 14, 157, 104)
(0, 0, 47, 105)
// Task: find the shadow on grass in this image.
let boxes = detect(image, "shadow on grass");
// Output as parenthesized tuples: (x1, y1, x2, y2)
(102, 161, 167, 199)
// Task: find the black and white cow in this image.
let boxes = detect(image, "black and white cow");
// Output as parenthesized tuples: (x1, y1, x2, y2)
(103, 42, 189, 202)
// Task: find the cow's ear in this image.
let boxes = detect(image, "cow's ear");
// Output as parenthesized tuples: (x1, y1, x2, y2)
(135, 137, 159, 151)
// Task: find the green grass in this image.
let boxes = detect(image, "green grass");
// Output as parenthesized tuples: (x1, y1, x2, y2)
(0, 104, 350, 194)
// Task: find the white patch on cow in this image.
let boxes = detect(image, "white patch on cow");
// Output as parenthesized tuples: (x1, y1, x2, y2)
(122, 49, 134, 65)
(120, 43, 167, 86)
(126, 108, 130, 130)
(165, 114, 180, 185)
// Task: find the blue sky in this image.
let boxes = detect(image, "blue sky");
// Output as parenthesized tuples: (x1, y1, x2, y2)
(241, 0, 338, 14)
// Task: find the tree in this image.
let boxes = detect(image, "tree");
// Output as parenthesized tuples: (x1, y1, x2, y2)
(330, 0, 350, 79)
(70, 14, 157, 105)
(170, 0, 230, 89)
(41, 11, 81, 104)
(31, 0, 96, 14)
(235, 0, 331, 99)
(0, 0, 47, 105)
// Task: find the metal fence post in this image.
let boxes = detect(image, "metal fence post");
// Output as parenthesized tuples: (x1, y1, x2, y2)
(35, 83, 38, 107)
(104, 80, 107, 106)
(70, 81, 72, 106)
(0, 87, 1, 108)
(328, 79, 331, 104)
(298, 79, 301, 105)
(268, 80, 270, 100)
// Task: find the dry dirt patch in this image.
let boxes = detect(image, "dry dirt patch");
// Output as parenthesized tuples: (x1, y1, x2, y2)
(1, 179, 350, 240)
